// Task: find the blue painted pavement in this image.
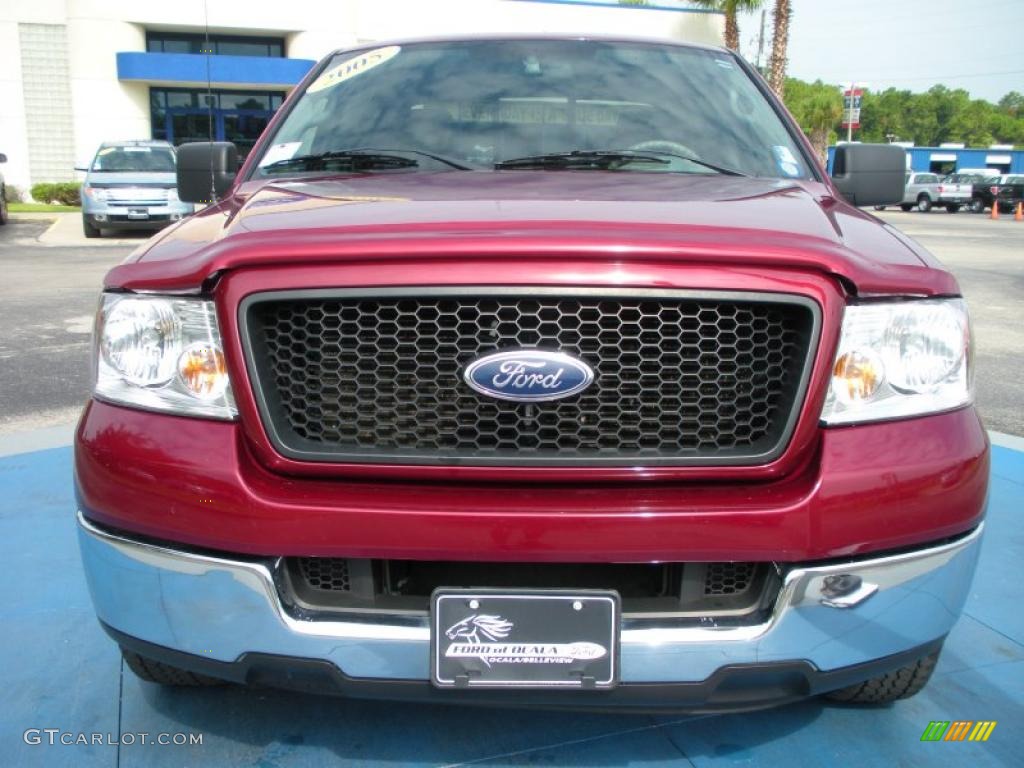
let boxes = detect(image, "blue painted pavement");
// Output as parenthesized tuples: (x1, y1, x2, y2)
(2, 444, 1021, 767)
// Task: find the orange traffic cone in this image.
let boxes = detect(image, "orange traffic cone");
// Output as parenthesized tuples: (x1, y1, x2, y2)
(991, 202, 999, 220)
(1015, 202, 1023, 221)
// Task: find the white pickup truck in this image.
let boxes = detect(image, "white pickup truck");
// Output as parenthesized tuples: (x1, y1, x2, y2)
(876, 172, 967, 213)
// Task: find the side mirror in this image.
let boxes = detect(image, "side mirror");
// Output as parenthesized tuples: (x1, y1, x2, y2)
(176, 142, 238, 204)
(0, 153, 7, 163)
(830, 144, 906, 207)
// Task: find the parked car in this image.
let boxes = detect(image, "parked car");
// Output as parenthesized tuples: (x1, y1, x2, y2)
(78, 140, 194, 238)
(76, 36, 985, 712)
(0, 152, 8, 226)
(876, 172, 962, 212)
(968, 174, 1024, 213)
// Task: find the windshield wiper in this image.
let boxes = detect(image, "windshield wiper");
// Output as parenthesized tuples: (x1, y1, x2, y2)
(260, 148, 473, 173)
(495, 150, 670, 170)
(495, 149, 748, 177)
(618, 149, 749, 177)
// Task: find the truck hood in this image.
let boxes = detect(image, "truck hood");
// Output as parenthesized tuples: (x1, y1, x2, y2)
(108, 171, 955, 295)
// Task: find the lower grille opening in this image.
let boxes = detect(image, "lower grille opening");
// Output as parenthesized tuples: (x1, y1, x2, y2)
(284, 558, 777, 621)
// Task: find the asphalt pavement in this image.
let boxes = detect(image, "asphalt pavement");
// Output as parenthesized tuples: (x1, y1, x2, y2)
(875, 209, 1024, 436)
(1, 210, 1021, 436)
(0, 219, 141, 433)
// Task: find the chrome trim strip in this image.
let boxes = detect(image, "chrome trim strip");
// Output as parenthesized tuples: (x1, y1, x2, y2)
(78, 512, 983, 683)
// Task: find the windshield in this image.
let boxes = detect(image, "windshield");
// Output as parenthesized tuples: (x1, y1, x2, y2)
(252, 39, 810, 180)
(92, 146, 176, 173)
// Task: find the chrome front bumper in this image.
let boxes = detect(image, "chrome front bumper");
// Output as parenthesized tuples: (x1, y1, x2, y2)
(78, 512, 982, 686)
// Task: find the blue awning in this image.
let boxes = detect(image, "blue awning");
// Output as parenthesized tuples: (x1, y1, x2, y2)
(116, 51, 315, 88)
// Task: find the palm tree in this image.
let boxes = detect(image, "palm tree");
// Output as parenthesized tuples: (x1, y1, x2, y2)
(691, 0, 765, 53)
(767, 0, 791, 97)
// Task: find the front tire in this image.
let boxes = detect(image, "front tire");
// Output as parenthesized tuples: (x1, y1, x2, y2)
(969, 198, 985, 213)
(82, 216, 101, 238)
(873, 205, 886, 211)
(917, 195, 932, 213)
(121, 649, 225, 687)
(825, 650, 939, 704)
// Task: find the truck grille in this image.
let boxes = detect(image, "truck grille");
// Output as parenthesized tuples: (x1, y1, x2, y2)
(241, 288, 818, 466)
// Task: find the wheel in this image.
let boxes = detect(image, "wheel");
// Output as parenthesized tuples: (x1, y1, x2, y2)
(82, 216, 101, 238)
(946, 204, 960, 213)
(900, 204, 913, 212)
(825, 650, 939, 704)
(873, 205, 886, 211)
(969, 198, 984, 213)
(121, 649, 225, 687)
(916, 195, 932, 213)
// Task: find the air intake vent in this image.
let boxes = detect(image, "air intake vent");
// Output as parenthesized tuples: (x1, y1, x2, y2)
(703, 562, 756, 596)
(297, 557, 350, 592)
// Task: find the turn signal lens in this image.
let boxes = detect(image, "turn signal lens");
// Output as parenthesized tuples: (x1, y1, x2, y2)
(831, 349, 883, 405)
(178, 343, 229, 399)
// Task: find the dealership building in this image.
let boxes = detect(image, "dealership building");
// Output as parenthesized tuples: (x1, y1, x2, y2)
(0, 0, 723, 193)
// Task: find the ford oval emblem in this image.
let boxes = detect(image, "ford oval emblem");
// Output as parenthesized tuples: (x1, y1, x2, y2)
(463, 349, 594, 403)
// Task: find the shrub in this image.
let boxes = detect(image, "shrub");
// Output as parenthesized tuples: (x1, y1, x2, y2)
(3, 184, 22, 204)
(54, 183, 81, 206)
(30, 182, 54, 204)
(30, 182, 80, 206)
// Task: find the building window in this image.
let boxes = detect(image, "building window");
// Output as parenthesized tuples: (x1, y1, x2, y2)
(145, 32, 285, 58)
(150, 88, 286, 158)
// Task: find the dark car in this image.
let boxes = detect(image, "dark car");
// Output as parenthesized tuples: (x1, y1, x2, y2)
(75, 36, 985, 713)
(969, 174, 1024, 213)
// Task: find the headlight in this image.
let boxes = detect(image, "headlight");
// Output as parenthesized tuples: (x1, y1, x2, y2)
(83, 186, 108, 201)
(821, 298, 972, 425)
(94, 294, 237, 419)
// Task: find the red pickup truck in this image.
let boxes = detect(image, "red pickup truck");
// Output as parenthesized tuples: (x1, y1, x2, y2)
(76, 36, 986, 712)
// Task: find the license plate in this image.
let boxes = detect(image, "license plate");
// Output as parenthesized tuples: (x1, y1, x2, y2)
(127, 209, 149, 219)
(431, 589, 619, 689)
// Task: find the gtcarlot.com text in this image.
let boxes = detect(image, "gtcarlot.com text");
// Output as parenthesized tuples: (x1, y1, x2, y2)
(24, 729, 203, 746)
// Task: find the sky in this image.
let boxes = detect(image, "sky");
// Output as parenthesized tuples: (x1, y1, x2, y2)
(549, 0, 1024, 103)
(735, 0, 1024, 102)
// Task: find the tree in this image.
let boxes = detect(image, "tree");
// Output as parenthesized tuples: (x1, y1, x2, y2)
(767, 0, 791, 97)
(691, 0, 765, 52)
(784, 79, 1024, 149)
(998, 91, 1024, 117)
(783, 78, 842, 159)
